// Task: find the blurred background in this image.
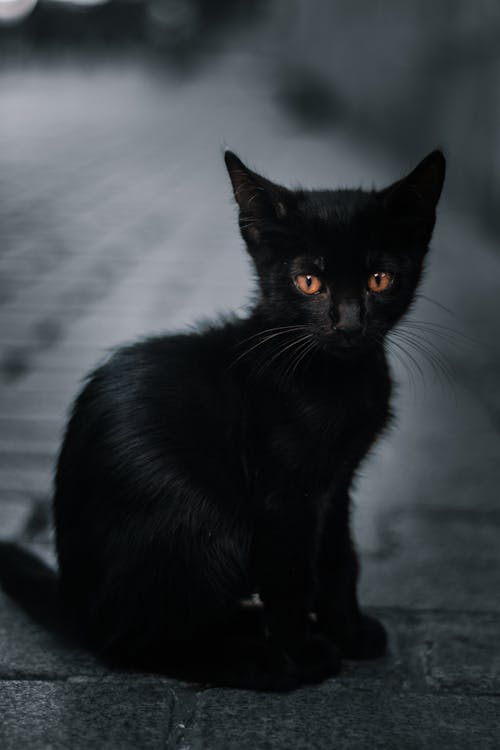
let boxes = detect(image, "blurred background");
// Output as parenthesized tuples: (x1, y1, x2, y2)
(0, 3, 500, 743)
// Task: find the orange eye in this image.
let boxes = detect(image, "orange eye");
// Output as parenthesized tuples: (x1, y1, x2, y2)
(295, 274, 322, 295)
(368, 272, 392, 293)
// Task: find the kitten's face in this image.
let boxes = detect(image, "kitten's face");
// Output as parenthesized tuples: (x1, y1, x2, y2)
(225, 151, 445, 355)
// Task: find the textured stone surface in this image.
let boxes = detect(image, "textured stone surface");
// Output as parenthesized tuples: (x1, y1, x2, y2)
(0, 590, 108, 679)
(0, 679, 175, 750)
(414, 612, 500, 695)
(182, 688, 500, 750)
(340, 610, 500, 697)
(0, 497, 33, 541)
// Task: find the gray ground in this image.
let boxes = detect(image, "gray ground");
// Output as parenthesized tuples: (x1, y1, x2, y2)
(1, 41, 500, 750)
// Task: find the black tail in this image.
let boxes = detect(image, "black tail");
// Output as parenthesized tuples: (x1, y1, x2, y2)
(0, 542, 72, 640)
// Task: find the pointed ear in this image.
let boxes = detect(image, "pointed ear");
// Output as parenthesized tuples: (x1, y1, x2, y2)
(379, 150, 446, 246)
(224, 151, 290, 246)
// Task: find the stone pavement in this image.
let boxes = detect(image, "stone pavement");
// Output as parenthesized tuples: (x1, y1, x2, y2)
(1, 45, 500, 750)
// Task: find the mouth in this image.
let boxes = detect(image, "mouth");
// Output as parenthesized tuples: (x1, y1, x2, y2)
(327, 329, 364, 346)
(319, 331, 375, 357)
(334, 336, 363, 349)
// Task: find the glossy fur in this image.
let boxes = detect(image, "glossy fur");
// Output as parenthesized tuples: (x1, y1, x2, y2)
(54, 150, 445, 690)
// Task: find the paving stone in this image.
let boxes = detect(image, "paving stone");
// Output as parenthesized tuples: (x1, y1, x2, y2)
(0, 452, 54, 474)
(0, 590, 109, 680)
(183, 686, 500, 750)
(0, 678, 175, 750)
(0, 466, 53, 496)
(0, 450, 56, 498)
(0, 497, 33, 541)
(414, 611, 500, 695)
(21, 500, 53, 545)
(27, 345, 110, 377)
(0, 391, 72, 420)
(339, 609, 500, 697)
(9, 370, 82, 395)
(359, 508, 500, 612)
(0, 418, 62, 445)
(0, 440, 59, 457)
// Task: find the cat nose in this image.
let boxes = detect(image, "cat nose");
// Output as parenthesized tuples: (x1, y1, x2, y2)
(334, 299, 363, 339)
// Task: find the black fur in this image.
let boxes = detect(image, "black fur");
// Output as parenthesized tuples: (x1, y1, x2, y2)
(53, 150, 445, 690)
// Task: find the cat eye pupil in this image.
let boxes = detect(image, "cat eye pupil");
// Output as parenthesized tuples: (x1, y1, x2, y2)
(368, 271, 392, 293)
(295, 274, 322, 295)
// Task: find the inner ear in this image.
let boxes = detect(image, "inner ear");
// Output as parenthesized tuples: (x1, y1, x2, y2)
(380, 150, 446, 217)
(224, 151, 290, 244)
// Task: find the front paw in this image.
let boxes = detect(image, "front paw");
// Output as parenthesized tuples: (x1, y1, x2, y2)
(338, 614, 388, 660)
(288, 634, 341, 684)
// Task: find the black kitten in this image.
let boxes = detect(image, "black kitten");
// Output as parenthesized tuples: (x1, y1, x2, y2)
(54, 150, 445, 690)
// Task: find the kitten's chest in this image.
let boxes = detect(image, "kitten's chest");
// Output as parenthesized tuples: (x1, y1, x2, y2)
(252, 360, 390, 479)
(303, 371, 389, 450)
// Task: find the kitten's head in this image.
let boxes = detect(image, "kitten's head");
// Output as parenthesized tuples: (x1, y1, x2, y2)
(225, 150, 445, 355)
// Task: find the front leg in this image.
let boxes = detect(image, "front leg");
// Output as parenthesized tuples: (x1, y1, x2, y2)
(316, 491, 387, 659)
(254, 490, 341, 684)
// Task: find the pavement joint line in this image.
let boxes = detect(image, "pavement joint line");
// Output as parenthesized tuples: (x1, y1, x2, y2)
(0, 673, 181, 684)
(165, 687, 199, 750)
(0, 674, 498, 700)
(366, 606, 500, 617)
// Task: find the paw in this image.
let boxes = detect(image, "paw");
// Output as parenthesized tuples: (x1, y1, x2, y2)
(218, 637, 301, 692)
(264, 648, 302, 692)
(340, 614, 387, 660)
(289, 634, 341, 684)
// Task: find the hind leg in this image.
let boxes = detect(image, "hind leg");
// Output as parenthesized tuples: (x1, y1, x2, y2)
(83, 533, 303, 690)
(98, 573, 304, 691)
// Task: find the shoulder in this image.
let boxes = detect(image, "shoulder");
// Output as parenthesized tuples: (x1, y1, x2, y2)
(92, 315, 243, 380)
(77, 315, 247, 410)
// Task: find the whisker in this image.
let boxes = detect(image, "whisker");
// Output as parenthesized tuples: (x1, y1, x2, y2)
(374, 332, 417, 396)
(234, 325, 309, 348)
(398, 323, 463, 348)
(414, 293, 456, 318)
(280, 337, 316, 389)
(252, 334, 312, 381)
(392, 330, 445, 380)
(390, 329, 456, 389)
(387, 335, 427, 386)
(228, 328, 308, 369)
(396, 326, 456, 373)
(386, 340, 418, 398)
(402, 319, 478, 345)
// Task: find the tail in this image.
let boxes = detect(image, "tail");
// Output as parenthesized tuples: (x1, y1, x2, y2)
(0, 542, 73, 640)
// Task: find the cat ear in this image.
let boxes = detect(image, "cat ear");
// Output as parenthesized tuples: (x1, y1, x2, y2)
(224, 151, 290, 246)
(379, 150, 446, 246)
